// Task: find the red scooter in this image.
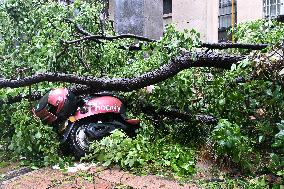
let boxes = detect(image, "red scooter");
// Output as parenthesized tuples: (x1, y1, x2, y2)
(33, 88, 140, 158)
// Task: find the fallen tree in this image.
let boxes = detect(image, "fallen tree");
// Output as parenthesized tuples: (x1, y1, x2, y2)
(0, 52, 243, 90)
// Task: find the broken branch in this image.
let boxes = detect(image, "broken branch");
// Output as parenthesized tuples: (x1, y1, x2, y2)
(201, 43, 269, 50)
(0, 52, 243, 91)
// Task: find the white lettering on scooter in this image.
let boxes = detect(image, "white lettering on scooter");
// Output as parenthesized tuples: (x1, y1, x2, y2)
(86, 102, 121, 112)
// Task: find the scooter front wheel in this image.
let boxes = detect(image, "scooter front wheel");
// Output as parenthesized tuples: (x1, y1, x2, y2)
(66, 121, 117, 159)
(66, 122, 91, 159)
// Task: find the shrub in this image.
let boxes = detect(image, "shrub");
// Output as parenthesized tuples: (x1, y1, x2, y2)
(211, 119, 257, 171)
(85, 130, 195, 176)
(7, 101, 62, 166)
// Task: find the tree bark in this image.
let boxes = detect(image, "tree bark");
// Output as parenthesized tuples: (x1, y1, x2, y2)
(201, 43, 268, 50)
(0, 52, 243, 91)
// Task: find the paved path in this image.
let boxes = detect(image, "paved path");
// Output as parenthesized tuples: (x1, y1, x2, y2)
(1, 165, 199, 189)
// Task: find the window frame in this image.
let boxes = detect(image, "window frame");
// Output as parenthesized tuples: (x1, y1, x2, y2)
(218, 0, 237, 30)
(218, 0, 237, 42)
(263, 0, 283, 19)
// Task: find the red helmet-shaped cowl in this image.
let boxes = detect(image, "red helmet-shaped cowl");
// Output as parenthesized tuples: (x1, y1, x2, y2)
(33, 87, 77, 124)
(48, 88, 69, 114)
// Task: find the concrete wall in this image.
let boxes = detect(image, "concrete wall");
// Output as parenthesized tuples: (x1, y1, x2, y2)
(113, 0, 163, 40)
(144, 0, 164, 40)
(237, 0, 263, 23)
(163, 15, 172, 28)
(206, 0, 219, 43)
(108, 0, 115, 21)
(172, 0, 219, 43)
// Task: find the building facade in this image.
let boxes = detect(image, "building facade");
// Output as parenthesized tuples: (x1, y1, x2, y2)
(109, 0, 284, 42)
(171, 0, 219, 43)
(167, 0, 283, 42)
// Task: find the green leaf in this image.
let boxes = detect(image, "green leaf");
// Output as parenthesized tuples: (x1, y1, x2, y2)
(258, 135, 264, 143)
(102, 160, 112, 167)
(35, 132, 42, 139)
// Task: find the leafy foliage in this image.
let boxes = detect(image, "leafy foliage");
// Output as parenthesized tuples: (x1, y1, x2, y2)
(85, 130, 195, 176)
(232, 19, 284, 45)
(0, 0, 201, 169)
(272, 121, 284, 151)
(8, 101, 62, 166)
(199, 176, 281, 189)
(211, 119, 256, 171)
(0, 0, 283, 185)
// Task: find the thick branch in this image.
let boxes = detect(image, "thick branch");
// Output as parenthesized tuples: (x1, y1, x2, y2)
(0, 52, 243, 91)
(63, 34, 155, 45)
(0, 86, 97, 105)
(0, 91, 42, 106)
(63, 19, 154, 43)
(63, 19, 269, 50)
(69, 84, 99, 96)
(132, 99, 218, 124)
(64, 18, 93, 36)
(63, 35, 269, 50)
(144, 105, 218, 124)
(201, 43, 269, 50)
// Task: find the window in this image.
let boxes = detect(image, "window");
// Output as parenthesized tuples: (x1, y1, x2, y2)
(163, 0, 172, 15)
(263, 0, 283, 18)
(219, 0, 237, 29)
(218, 0, 237, 42)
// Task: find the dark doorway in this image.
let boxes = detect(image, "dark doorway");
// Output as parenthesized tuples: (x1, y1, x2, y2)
(163, 0, 172, 15)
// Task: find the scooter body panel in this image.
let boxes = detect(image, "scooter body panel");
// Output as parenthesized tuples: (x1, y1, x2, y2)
(74, 96, 123, 121)
(34, 90, 140, 145)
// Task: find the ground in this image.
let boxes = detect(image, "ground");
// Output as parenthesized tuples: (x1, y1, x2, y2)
(1, 161, 282, 188)
(0, 163, 200, 189)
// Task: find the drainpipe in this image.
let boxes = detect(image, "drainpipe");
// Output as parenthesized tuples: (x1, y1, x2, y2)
(231, 0, 235, 43)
